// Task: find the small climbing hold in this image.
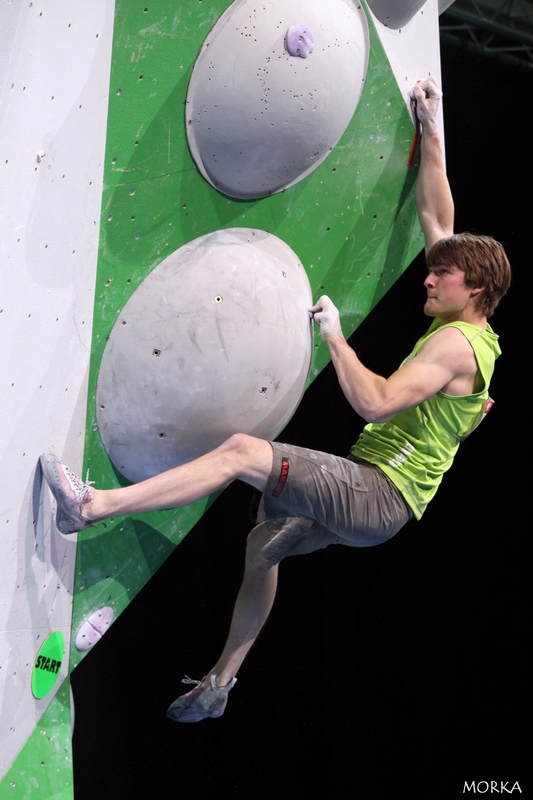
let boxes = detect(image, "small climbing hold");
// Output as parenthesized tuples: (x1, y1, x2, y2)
(285, 25, 314, 58)
(75, 606, 114, 651)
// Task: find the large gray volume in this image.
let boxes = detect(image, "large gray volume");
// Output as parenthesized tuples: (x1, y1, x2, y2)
(96, 229, 313, 483)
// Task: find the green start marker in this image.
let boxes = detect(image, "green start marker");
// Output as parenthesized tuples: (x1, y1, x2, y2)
(31, 631, 65, 699)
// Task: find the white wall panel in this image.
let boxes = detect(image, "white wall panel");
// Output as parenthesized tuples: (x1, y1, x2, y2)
(0, 0, 115, 778)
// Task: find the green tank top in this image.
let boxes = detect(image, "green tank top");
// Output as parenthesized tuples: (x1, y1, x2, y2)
(350, 319, 501, 519)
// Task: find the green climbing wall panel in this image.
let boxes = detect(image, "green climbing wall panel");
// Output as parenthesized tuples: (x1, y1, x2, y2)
(0, 680, 73, 800)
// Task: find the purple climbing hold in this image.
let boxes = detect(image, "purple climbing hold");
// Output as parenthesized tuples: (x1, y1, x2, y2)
(285, 25, 314, 59)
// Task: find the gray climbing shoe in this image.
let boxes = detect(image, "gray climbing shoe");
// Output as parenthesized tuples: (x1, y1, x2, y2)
(166, 675, 237, 723)
(40, 453, 94, 534)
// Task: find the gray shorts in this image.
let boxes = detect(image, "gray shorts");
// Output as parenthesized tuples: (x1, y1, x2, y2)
(252, 442, 412, 564)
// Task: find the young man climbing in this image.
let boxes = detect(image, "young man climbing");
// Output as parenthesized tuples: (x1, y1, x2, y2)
(40, 78, 510, 722)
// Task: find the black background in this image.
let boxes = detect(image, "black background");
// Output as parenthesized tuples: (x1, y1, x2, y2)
(71, 40, 529, 798)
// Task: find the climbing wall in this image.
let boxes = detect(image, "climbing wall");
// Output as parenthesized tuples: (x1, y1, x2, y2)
(0, 1, 115, 796)
(0, 1, 442, 795)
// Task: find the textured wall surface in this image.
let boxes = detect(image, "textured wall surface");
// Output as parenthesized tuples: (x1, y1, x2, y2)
(0, 0, 115, 791)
